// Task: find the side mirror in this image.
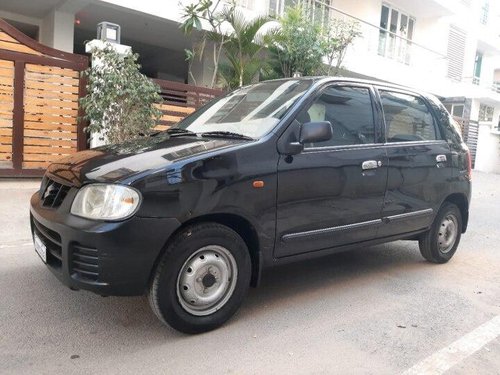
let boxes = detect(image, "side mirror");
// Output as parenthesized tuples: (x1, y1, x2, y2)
(300, 121, 333, 144)
(278, 120, 333, 155)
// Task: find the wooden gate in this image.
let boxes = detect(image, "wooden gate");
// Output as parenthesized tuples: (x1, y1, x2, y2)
(0, 18, 88, 177)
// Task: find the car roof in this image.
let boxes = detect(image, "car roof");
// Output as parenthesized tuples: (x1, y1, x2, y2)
(265, 76, 435, 100)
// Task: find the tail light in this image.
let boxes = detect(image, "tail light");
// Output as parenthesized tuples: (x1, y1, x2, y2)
(465, 149, 472, 180)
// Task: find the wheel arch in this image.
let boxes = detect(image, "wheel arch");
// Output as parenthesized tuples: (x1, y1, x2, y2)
(148, 213, 263, 290)
(443, 193, 469, 233)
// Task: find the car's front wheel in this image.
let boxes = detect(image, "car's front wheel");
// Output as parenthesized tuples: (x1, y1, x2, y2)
(148, 223, 251, 333)
(419, 202, 462, 263)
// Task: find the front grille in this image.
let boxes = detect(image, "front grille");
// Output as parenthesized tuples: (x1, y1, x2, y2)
(39, 176, 71, 208)
(31, 217, 62, 270)
(71, 243, 99, 282)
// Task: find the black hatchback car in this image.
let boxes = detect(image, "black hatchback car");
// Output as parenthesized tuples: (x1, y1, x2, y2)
(30, 77, 471, 333)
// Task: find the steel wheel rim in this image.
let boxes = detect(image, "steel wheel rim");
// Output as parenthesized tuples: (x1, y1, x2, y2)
(437, 214, 458, 254)
(176, 245, 238, 316)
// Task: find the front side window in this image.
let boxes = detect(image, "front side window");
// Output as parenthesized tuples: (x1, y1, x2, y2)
(176, 79, 313, 138)
(298, 86, 376, 148)
(380, 90, 439, 142)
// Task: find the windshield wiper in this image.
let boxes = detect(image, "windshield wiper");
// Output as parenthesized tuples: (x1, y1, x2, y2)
(199, 131, 254, 140)
(166, 128, 197, 136)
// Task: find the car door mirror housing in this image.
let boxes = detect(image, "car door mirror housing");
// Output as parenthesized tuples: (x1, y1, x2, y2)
(278, 121, 334, 155)
(299, 121, 333, 144)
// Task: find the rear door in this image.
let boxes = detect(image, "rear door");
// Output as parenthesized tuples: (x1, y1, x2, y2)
(376, 88, 453, 237)
(275, 83, 388, 258)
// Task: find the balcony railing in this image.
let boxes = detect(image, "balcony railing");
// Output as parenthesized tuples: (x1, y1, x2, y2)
(315, 3, 449, 80)
(459, 77, 500, 95)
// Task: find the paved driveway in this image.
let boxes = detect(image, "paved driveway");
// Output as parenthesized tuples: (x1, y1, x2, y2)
(1, 172, 499, 374)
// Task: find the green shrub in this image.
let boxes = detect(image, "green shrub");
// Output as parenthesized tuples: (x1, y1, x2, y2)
(80, 45, 162, 144)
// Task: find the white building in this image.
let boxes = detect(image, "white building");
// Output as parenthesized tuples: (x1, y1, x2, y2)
(1, 0, 499, 172)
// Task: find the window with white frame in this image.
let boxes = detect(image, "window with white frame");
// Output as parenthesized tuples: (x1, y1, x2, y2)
(268, 0, 280, 16)
(473, 51, 483, 85)
(478, 103, 494, 122)
(444, 103, 465, 118)
(480, 0, 489, 25)
(378, 4, 415, 64)
(236, 0, 256, 9)
(306, 0, 331, 28)
(269, 0, 332, 27)
(269, 0, 297, 17)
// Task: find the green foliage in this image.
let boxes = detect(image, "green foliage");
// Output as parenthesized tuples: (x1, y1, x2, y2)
(181, 0, 226, 34)
(80, 45, 162, 144)
(180, 0, 236, 88)
(218, 10, 271, 89)
(321, 18, 361, 76)
(264, 5, 360, 78)
(180, 1, 360, 85)
(265, 6, 325, 78)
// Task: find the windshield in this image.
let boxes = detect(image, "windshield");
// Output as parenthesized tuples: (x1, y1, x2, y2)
(174, 79, 313, 138)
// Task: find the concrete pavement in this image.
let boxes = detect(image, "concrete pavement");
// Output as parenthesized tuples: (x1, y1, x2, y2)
(0, 172, 499, 374)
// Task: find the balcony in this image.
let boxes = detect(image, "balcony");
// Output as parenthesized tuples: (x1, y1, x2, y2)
(323, 6, 449, 93)
(309, 3, 500, 103)
(477, 23, 500, 54)
(384, 0, 463, 18)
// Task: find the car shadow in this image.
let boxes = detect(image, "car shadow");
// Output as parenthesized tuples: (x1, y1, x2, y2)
(242, 241, 427, 317)
(4, 240, 429, 353)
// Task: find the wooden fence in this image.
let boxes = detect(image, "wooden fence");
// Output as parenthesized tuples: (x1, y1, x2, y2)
(0, 18, 224, 176)
(0, 17, 88, 176)
(153, 79, 223, 131)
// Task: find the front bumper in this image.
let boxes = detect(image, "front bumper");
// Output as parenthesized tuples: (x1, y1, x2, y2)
(30, 190, 181, 296)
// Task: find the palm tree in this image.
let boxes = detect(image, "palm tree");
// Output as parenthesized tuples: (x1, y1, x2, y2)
(218, 10, 273, 89)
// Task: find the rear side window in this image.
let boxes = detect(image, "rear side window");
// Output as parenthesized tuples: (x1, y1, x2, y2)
(380, 91, 439, 142)
(298, 86, 376, 147)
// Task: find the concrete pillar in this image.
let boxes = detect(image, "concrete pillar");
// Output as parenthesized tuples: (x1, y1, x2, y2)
(189, 42, 216, 88)
(40, 10, 75, 52)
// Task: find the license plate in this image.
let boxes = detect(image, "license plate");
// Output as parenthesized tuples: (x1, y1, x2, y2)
(33, 233, 47, 263)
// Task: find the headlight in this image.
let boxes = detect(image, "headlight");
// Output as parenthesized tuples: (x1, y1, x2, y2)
(71, 184, 141, 221)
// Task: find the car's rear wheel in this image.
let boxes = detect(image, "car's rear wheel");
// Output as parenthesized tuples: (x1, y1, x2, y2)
(148, 223, 251, 333)
(419, 202, 462, 263)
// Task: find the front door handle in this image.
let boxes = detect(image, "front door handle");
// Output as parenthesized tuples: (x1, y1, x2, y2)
(362, 160, 381, 170)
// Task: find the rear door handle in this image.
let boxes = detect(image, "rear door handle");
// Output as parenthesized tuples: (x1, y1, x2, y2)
(436, 154, 447, 168)
(436, 154, 447, 163)
(362, 160, 381, 170)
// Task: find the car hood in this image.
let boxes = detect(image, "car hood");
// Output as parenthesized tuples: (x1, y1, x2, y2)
(45, 134, 248, 187)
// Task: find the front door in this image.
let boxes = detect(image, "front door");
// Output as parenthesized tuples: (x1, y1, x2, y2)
(275, 84, 388, 258)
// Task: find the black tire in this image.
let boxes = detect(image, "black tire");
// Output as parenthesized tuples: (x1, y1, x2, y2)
(148, 222, 251, 334)
(419, 202, 462, 264)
